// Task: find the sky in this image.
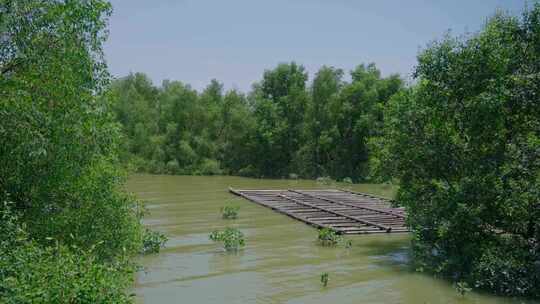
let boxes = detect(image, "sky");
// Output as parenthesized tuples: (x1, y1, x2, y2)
(105, 0, 529, 92)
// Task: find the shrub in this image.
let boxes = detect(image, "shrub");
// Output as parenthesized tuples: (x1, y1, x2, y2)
(141, 228, 168, 254)
(320, 272, 329, 287)
(342, 177, 353, 184)
(470, 241, 540, 296)
(147, 160, 166, 174)
(198, 158, 222, 175)
(455, 281, 472, 296)
(317, 228, 343, 246)
(1, 242, 135, 304)
(209, 228, 245, 252)
(238, 165, 256, 177)
(166, 159, 180, 174)
(0, 205, 135, 303)
(221, 205, 240, 219)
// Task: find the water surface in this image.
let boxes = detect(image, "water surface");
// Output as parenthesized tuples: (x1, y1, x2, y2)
(129, 174, 533, 304)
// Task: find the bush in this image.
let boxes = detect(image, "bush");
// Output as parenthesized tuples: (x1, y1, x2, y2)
(221, 205, 240, 219)
(320, 272, 329, 287)
(166, 159, 181, 174)
(342, 177, 353, 184)
(209, 228, 245, 252)
(198, 158, 223, 175)
(1, 242, 135, 304)
(141, 228, 168, 254)
(126, 155, 148, 173)
(238, 165, 256, 177)
(471, 240, 540, 296)
(317, 228, 343, 246)
(0, 205, 135, 304)
(147, 159, 166, 174)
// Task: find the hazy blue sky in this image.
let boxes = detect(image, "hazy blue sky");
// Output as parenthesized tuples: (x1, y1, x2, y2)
(105, 0, 528, 92)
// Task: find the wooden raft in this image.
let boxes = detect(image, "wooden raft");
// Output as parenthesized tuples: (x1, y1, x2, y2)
(229, 188, 409, 234)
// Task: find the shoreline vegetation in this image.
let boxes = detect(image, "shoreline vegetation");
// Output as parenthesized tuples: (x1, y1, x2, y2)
(1, 1, 165, 303)
(1, 0, 538, 302)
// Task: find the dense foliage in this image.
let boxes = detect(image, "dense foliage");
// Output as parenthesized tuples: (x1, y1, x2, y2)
(375, 6, 540, 297)
(0, 0, 156, 302)
(0, 204, 135, 303)
(111, 63, 403, 182)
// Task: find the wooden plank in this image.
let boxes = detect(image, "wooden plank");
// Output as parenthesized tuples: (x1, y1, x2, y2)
(338, 188, 398, 205)
(278, 194, 391, 232)
(291, 189, 406, 219)
(229, 188, 345, 232)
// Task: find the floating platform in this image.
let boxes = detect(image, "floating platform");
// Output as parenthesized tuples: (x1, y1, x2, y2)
(229, 188, 409, 235)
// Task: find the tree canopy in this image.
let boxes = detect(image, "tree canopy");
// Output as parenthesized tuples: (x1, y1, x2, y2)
(1, 1, 151, 302)
(374, 5, 540, 297)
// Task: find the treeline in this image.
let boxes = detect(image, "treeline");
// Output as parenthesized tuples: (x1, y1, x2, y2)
(111, 63, 403, 181)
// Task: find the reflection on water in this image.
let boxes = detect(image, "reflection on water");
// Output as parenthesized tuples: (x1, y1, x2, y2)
(128, 174, 534, 304)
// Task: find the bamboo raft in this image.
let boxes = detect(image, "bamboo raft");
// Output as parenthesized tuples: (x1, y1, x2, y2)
(229, 188, 409, 234)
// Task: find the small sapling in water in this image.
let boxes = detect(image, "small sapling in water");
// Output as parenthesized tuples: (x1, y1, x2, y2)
(141, 228, 168, 254)
(209, 227, 245, 252)
(320, 272, 329, 287)
(221, 205, 240, 219)
(455, 281, 472, 296)
(317, 228, 343, 246)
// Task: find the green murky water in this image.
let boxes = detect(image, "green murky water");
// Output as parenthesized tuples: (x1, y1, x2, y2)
(128, 174, 534, 304)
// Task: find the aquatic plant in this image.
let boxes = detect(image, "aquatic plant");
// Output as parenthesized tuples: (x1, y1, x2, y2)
(142, 228, 168, 254)
(209, 227, 245, 252)
(221, 205, 240, 219)
(455, 281, 472, 296)
(320, 272, 329, 287)
(317, 228, 343, 246)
